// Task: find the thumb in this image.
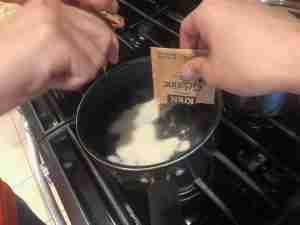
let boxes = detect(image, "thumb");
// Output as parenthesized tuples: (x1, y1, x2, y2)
(181, 57, 210, 81)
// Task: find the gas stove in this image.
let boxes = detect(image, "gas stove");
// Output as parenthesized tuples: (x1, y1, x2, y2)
(21, 1, 300, 225)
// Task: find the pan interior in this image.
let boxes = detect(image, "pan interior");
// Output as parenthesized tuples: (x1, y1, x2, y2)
(77, 58, 221, 169)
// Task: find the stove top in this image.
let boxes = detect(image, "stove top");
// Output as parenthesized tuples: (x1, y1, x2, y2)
(21, 1, 300, 225)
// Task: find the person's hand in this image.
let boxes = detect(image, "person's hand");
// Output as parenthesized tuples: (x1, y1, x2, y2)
(1, 0, 119, 13)
(0, 0, 118, 112)
(180, 0, 300, 96)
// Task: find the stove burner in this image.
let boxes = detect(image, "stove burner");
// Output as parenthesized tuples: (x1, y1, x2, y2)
(175, 157, 215, 202)
(107, 153, 215, 203)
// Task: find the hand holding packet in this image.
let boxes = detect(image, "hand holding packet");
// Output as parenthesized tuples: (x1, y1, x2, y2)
(151, 47, 215, 105)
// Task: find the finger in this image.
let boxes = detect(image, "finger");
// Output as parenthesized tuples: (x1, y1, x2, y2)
(65, 4, 115, 40)
(180, 10, 207, 49)
(181, 57, 211, 82)
(90, 0, 118, 13)
(49, 53, 97, 90)
(50, 21, 108, 90)
(52, 45, 105, 90)
(72, 0, 118, 13)
(67, 13, 113, 69)
(26, 0, 60, 9)
(89, 0, 118, 13)
(180, 14, 199, 49)
(58, 72, 95, 90)
(98, 11, 125, 29)
(107, 34, 119, 64)
(68, 48, 106, 90)
(65, 5, 117, 62)
(0, 0, 25, 4)
(65, 3, 109, 28)
(69, 28, 108, 67)
(52, 73, 95, 90)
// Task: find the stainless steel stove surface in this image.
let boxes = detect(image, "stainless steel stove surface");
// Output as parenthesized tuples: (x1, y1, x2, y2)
(21, 1, 300, 225)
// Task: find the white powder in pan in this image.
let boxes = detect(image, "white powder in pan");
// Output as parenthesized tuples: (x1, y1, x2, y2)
(110, 99, 160, 133)
(107, 100, 191, 166)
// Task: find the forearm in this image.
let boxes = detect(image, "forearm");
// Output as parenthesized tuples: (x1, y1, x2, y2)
(278, 31, 300, 95)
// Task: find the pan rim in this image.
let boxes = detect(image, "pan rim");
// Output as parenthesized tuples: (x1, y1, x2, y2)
(76, 57, 223, 172)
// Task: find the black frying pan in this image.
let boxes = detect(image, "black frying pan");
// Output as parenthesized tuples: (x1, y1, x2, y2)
(76, 57, 223, 225)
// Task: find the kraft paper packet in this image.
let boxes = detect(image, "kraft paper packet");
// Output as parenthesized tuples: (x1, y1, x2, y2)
(151, 47, 215, 105)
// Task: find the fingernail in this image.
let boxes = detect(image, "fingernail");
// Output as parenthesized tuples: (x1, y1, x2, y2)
(181, 66, 196, 80)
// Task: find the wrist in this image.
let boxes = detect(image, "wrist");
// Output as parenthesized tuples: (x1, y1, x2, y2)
(0, 51, 35, 110)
